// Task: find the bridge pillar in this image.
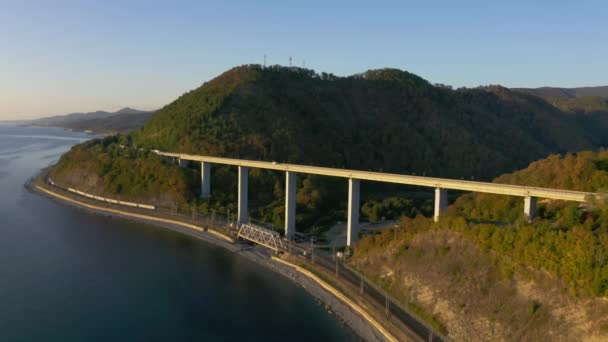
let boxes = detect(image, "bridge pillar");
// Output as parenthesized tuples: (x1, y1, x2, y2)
(347, 179, 360, 247)
(285, 171, 296, 240)
(200, 162, 211, 198)
(524, 196, 537, 221)
(178, 158, 188, 168)
(434, 188, 448, 222)
(237, 166, 249, 225)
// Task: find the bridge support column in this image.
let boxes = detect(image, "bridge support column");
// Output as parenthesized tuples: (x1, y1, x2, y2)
(524, 196, 537, 221)
(200, 162, 211, 198)
(178, 158, 188, 168)
(434, 188, 448, 222)
(285, 172, 296, 240)
(347, 179, 360, 247)
(237, 166, 248, 225)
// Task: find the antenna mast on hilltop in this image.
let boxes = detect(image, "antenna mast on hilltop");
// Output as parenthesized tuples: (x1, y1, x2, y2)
(263, 54, 267, 68)
(289, 56, 292, 67)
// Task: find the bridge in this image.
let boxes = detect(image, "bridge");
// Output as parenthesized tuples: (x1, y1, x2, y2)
(237, 223, 285, 252)
(154, 150, 595, 247)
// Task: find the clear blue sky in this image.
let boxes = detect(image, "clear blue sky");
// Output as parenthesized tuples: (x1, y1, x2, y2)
(1, 0, 606, 119)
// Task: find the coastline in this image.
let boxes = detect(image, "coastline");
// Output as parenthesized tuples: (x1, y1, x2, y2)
(32, 181, 398, 342)
(23, 123, 111, 136)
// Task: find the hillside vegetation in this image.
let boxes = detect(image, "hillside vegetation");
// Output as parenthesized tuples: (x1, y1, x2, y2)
(544, 96, 608, 114)
(513, 87, 608, 141)
(49, 136, 197, 208)
(134, 65, 607, 180)
(49, 65, 608, 231)
(351, 151, 608, 340)
(514, 85, 608, 99)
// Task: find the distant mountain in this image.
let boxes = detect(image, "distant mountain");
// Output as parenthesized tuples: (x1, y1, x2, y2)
(513, 86, 608, 116)
(29, 107, 155, 134)
(63, 111, 155, 134)
(114, 107, 150, 115)
(513, 86, 608, 99)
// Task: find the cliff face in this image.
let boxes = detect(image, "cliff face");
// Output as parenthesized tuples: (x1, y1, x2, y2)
(351, 228, 608, 341)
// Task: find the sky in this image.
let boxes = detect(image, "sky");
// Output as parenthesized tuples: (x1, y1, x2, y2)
(1, 0, 607, 119)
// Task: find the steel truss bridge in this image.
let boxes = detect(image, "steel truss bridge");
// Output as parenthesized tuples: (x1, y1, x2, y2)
(237, 223, 285, 252)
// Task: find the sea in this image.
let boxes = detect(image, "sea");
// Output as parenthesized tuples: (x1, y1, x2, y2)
(0, 123, 354, 341)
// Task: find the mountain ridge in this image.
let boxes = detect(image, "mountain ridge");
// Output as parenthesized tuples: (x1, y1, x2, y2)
(133, 64, 608, 180)
(28, 107, 156, 134)
(513, 85, 608, 99)
(29, 107, 154, 126)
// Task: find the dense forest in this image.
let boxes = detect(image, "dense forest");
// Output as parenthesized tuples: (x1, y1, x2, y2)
(133, 65, 608, 180)
(49, 65, 608, 231)
(513, 87, 608, 140)
(50, 137, 197, 207)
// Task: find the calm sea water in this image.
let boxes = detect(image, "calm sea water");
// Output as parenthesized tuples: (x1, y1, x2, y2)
(0, 124, 354, 341)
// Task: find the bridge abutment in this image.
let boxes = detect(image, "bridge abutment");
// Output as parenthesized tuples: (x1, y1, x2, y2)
(285, 171, 296, 240)
(434, 188, 448, 222)
(238, 166, 249, 225)
(347, 179, 360, 247)
(524, 196, 537, 221)
(200, 162, 211, 198)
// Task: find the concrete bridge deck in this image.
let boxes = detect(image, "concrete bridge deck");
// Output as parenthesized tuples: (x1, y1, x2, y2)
(156, 151, 592, 202)
(155, 150, 598, 247)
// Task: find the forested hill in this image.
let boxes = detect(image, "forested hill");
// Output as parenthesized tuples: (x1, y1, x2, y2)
(351, 151, 608, 340)
(514, 86, 608, 118)
(133, 65, 607, 180)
